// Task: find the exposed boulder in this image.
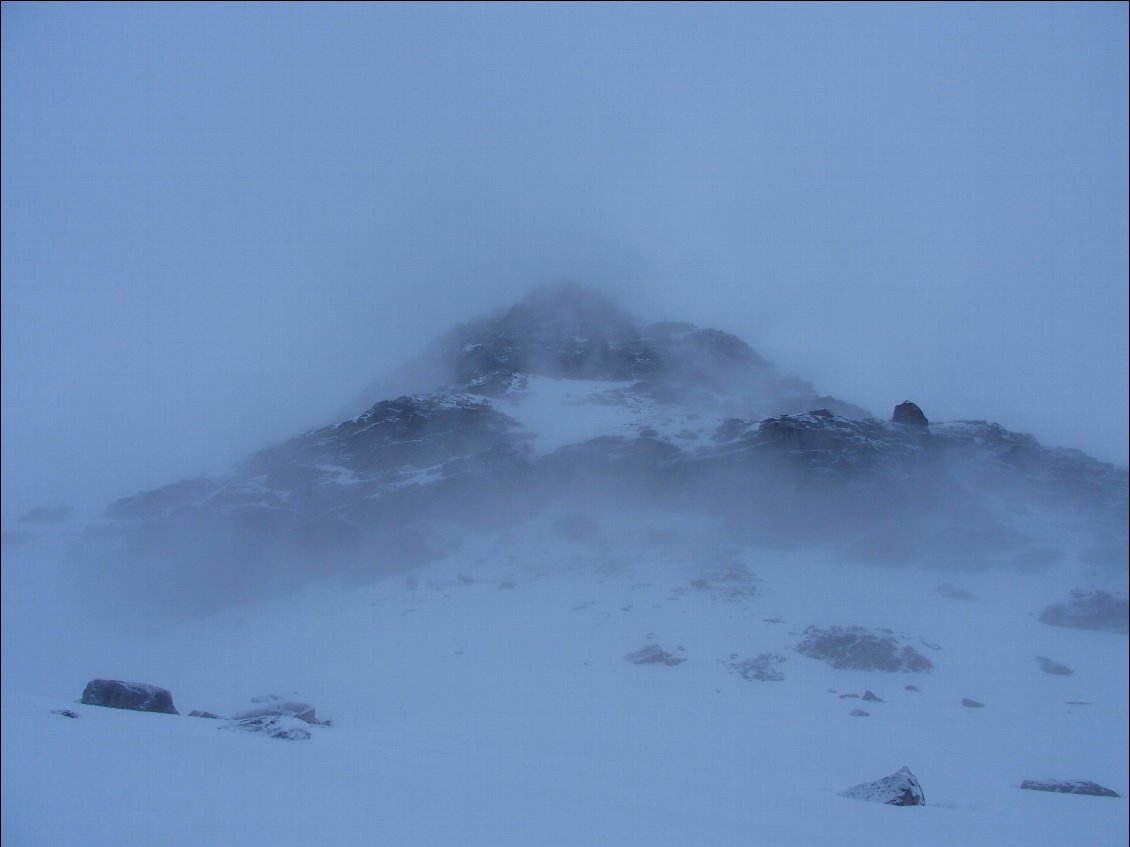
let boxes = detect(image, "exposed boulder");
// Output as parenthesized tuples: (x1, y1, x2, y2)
(862, 690, 884, 702)
(52, 709, 79, 719)
(795, 626, 933, 672)
(1020, 780, 1120, 798)
(80, 680, 178, 715)
(1036, 656, 1073, 676)
(625, 644, 686, 666)
(850, 709, 870, 717)
(840, 767, 926, 806)
(188, 710, 223, 719)
(892, 401, 928, 428)
(1039, 590, 1128, 634)
(962, 698, 985, 708)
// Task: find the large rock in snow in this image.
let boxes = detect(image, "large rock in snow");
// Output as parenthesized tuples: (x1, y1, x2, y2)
(840, 767, 926, 805)
(891, 401, 929, 428)
(80, 679, 178, 715)
(1039, 590, 1128, 634)
(1020, 779, 1120, 798)
(795, 626, 933, 672)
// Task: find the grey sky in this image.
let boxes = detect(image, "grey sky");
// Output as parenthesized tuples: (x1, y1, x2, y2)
(2, 2, 1127, 521)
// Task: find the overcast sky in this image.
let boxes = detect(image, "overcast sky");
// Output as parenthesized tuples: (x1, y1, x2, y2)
(2, 2, 1127, 521)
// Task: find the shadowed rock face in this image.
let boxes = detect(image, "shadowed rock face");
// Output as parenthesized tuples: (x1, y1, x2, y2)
(841, 767, 926, 805)
(81, 679, 178, 715)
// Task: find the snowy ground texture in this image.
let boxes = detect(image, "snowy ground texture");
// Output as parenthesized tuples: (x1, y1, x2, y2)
(3, 516, 1127, 847)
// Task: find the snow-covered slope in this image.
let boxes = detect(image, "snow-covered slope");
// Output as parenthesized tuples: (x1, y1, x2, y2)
(3, 285, 1126, 844)
(3, 513, 1127, 846)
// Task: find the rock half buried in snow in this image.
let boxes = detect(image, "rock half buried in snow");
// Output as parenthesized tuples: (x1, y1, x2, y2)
(226, 715, 313, 741)
(795, 626, 933, 672)
(625, 644, 686, 666)
(1038, 590, 1128, 634)
(1036, 656, 1073, 676)
(233, 694, 321, 724)
(1020, 780, 1120, 798)
(80, 679, 178, 715)
(840, 767, 925, 806)
(962, 698, 985, 708)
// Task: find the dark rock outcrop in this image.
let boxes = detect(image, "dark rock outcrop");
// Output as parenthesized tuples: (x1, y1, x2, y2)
(840, 767, 926, 805)
(1020, 780, 1120, 798)
(1036, 656, 1073, 676)
(52, 709, 79, 719)
(188, 710, 223, 719)
(80, 679, 178, 715)
(1039, 590, 1128, 634)
(892, 401, 929, 428)
(625, 644, 686, 666)
(862, 690, 884, 702)
(795, 626, 933, 672)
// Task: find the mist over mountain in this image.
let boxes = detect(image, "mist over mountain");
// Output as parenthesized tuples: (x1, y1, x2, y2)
(66, 285, 1127, 622)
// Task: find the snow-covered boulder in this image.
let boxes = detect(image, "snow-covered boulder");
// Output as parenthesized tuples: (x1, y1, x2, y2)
(226, 715, 313, 741)
(840, 767, 926, 805)
(1036, 656, 1073, 675)
(232, 694, 321, 724)
(80, 679, 178, 715)
(1020, 780, 1120, 798)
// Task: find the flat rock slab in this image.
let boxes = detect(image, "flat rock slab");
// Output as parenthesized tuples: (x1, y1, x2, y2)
(1021, 780, 1120, 798)
(841, 767, 925, 805)
(81, 679, 178, 715)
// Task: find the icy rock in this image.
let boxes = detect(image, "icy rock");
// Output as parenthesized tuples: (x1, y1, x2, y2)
(233, 695, 320, 724)
(962, 698, 985, 708)
(1036, 656, 1073, 676)
(52, 709, 79, 719)
(1038, 590, 1128, 634)
(795, 626, 933, 672)
(1020, 780, 1120, 798)
(891, 402, 928, 428)
(904, 685, 920, 692)
(625, 645, 686, 666)
(850, 709, 870, 717)
(862, 690, 884, 702)
(188, 710, 223, 719)
(226, 715, 312, 741)
(840, 767, 926, 805)
(81, 679, 178, 715)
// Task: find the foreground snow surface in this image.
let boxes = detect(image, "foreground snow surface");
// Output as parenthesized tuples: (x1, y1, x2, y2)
(3, 523, 1127, 846)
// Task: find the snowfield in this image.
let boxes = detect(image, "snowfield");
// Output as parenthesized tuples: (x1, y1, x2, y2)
(3, 517, 1126, 846)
